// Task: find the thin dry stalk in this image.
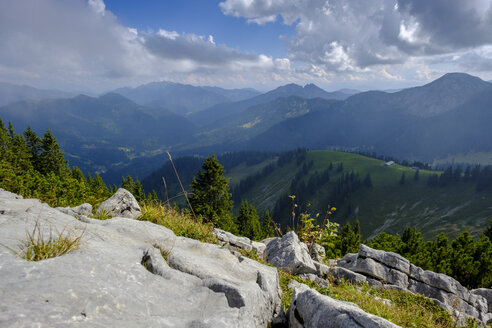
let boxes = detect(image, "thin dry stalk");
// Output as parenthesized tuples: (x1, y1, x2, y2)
(162, 176, 169, 204)
(166, 151, 198, 221)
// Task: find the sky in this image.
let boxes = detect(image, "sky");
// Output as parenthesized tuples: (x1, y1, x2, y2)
(2, 0, 492, 93)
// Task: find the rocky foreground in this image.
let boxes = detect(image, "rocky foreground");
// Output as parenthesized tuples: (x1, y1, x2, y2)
(0, 188, 491, 327)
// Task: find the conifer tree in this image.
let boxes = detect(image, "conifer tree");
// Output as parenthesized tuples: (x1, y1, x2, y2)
(235, 200, 262, 240)
(71, 166, 85, 183)
(261, 210, 275, 238)
(190, 155, 236, 231)
(39, 130, 66, 175)
(23, 126, 42, 171)
(485, 219, 492, 240)
(132, 179, 145, 202)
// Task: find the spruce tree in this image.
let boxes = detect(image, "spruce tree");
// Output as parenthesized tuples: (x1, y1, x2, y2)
(39, 130, 66, 175)
(23, 126, 42, 171)
(261, 210, 275, 238)
(235, 200, 262, 240)
(190, 155, 236, 231)
(485, 219, 492, 240)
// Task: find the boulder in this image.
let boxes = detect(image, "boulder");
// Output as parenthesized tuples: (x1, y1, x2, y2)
(213, 228, 266, 256)
(288, 282, 401, 328)
(472, 288, 492, 313)
(96, 188, 141, 219)
(310, 243, 325, 262)
(266, 231, 316, 275)
(0, 189, 282, 327)
(298, 273, 328, 287)
(56, 203, 92, 217)
(409, 264, 469, 301)
(313, 260, 330, 277)
(359, 244, 410, 274)
(345, 257, 409, 289)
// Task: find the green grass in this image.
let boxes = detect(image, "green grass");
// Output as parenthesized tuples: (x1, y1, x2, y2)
(138, 203, 217, 244)
(228, 150, 492, 239)
(5, 220, 84, 261)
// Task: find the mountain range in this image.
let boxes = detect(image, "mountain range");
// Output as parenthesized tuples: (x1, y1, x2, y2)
(1, 73, 492, 182)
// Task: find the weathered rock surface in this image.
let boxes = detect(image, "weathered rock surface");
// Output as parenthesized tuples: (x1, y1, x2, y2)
(310, 242, 325, 262)
(96, 188, 141, 219)
(473, 288, 492, 313)
(288, 282, 401, 328)
(56, 203, 92, 217)
(213, 228, 266, 256)
(0, 189, 282, 327)
(266, 231, 316, 275)
(334, 244, 491, 325)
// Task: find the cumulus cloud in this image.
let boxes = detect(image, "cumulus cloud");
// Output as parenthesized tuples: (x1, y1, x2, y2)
(220, 0, 492, 75)
(0, 0, 292, 91)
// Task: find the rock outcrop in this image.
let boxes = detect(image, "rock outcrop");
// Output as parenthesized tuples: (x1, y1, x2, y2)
(334, 244, 492, 325)
(288, 281, 401, 328)
(213, 228, 266, 256)
(96, 188, 141, 219)
(0, 189, 282, 327)
(266, 231, 317, 275)
(56, 203, 92, 217)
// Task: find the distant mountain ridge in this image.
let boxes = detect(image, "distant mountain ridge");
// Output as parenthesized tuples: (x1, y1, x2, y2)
(113, 81, 261, 116)
(0, 93, 196, 175)
(0, 82, 75, 107)
(190, 83, 352, 126)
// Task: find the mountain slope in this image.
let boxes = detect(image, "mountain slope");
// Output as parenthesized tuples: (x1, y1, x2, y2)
(0, 93, 197, 173)
(114, 81, 261, 116)
(187, 96, 339, 149)
(239, 73, 492, 161)
(189, 83, 351, 126)
(0, 82, 74, 107)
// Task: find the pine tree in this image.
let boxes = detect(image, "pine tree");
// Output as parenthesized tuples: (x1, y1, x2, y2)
(39, 130, 66, 175)
(23, 126, 42, 171)
(414, 169, 419, 181)
(399, 172, 406, 185)
(485, 219, 492, 240)
(235, 200, 262, 240)
(190, 155, 236, 231)
(132, 179, 145, 202)
(363, 173, 372, 187)
(71, 166, 85, 183)
(261, 210, 275, 238)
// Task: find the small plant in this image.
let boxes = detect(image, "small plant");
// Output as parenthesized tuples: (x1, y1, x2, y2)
(92, 209, 111, 220)
(4, 219, 84, 261)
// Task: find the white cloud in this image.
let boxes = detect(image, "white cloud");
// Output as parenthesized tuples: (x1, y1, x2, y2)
(220, 0, 492, 80)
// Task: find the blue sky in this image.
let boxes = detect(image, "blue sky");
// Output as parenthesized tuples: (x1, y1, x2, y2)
(104, 0, 294, 58)
(1, 0, 492, 93)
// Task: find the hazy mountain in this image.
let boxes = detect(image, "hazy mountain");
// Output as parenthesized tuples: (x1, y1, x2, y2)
(0, 82, 74, 107)
(113, 81, 261, 116)
(187, 96, 340, 149)
(235, 73, 492, 161)
(190, 83, 351, 126)
(0, 93, 197, 173)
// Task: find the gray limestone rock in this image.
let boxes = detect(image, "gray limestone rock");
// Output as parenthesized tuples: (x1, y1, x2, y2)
(96, 188, 141, 219)
(288, 283, 401, 328)
(310, 242, 325, 261)
(266, 231, 316, 275)
(0, 189, 281, 327)
(298, 273, 328, 287)
(213, 228, 266, 256)
(313, 260, 330, 277)
(348, 257, 409, 289)
(359, 244, 410, 274)
(409, 264, 469, 301)
(56, 203, 92, 217)
(472, 288, 492, 313)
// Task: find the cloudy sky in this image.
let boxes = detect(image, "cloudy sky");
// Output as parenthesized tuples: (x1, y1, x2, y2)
(2, 0, 492, 93)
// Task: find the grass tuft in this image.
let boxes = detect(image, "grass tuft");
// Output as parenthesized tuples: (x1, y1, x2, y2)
(139, 203, 216, 244)
(91, 209, 111, 220)
(9, 220, 84, 261)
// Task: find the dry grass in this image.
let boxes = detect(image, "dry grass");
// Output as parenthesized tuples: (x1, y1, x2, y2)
(139, 202, 216, 244)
